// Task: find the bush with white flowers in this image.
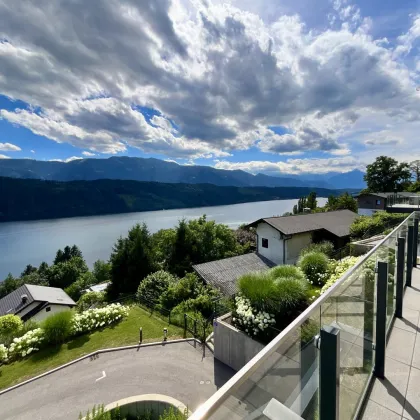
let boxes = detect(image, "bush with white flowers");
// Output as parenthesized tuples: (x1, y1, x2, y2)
(0, 343, 8, 364)
(72, 303, 129, 335)
(8, 328, 44, 360)
(232, 295, 276, 337)
(321, 256, 361, 294)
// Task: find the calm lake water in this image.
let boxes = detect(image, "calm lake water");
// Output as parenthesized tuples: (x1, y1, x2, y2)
(0, 198, 327, 278)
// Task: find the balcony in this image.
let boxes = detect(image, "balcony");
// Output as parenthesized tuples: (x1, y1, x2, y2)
(387, 194, 420, 213)
(190, 211, 420, 420)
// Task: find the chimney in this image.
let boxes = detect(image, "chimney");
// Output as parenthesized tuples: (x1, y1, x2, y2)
(21, 294, 28, 304)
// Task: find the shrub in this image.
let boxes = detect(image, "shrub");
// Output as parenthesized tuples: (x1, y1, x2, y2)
(298, 251, 329, 286)
(0, 314, 23, 345)
(300, 241, 334, 258)
(72, 303, 129, 335)
(350, 212, 406, 239)
(8, 328, 44, 360)
(0, 344, 7, 364)
(42, 311, 73, 346)
(271, 278, 307, 312)
(238, 272, 276, 310)
(321, 256, 361, 294)
(270, 265, 305, 281)
(77, 291, 106, 312)
(137, 270, 178, 304)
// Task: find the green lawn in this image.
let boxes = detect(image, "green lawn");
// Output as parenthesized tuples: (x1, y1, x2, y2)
(0, 306, 186, 391)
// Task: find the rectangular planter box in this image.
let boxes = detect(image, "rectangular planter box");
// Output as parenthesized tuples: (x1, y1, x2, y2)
(213, 313, 265, 371)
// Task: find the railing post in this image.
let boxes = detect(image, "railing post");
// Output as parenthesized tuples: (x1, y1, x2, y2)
(407, 225, 414, 287)
(319, 326, 340, 420)
(413, 218, 419, 268)
(396, 237, 406, 318)
(375, 262, 388, 379)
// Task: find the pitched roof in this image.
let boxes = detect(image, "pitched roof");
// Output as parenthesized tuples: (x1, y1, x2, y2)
(249, 210, 358, 237)
(357, 192, 419, 198)
(0, 284, 75, 317)
(193, 253, 275, 296)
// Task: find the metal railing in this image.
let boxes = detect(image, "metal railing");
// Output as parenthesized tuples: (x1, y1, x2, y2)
(191, 211, 420, 420)
(387, 194, 420, 209)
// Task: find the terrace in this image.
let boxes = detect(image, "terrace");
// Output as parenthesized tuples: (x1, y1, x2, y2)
(387, 194, 420, 213)
(190, 211, 420, 420)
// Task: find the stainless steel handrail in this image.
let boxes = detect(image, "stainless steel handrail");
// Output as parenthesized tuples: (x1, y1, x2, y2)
(191, 211, 419, 419)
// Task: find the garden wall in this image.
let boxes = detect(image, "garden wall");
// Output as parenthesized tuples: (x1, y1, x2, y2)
(213, 313, 265, 371)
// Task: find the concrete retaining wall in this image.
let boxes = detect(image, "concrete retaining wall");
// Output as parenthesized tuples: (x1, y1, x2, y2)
(213, 313, 264, 371)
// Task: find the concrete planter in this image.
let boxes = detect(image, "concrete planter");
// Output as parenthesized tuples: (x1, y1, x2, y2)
(213, 313, 265, 371)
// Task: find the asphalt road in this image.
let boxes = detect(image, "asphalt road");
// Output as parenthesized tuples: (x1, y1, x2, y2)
(0, 341, 234, 420)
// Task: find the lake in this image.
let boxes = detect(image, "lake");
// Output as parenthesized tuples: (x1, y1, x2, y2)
(0, 198, 327, 278)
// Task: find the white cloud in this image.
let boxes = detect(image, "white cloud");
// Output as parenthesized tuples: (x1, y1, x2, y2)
(30, 149, 35, 153)
(0, 0, 419, 160)
(82, 151, 96, 156)
(0, 154, 10, 159)
(50, 156, 83, 163)
(0, 142, 21, 151)
(214, 156, 365, 174)
(364, 130, 403, 146)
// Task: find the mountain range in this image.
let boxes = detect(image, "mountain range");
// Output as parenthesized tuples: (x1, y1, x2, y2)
(0, 157, 366, 189)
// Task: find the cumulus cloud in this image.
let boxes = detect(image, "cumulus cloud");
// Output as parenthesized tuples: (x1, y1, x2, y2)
(0, 0, 419, 160)
(214, 156, 365, 174)
(82, 151, 96, 157)
(50, 156, 83, 163)
(0, 154, 10, 159)
(30, 149, 35, 153)
(0, 142, 21, 151)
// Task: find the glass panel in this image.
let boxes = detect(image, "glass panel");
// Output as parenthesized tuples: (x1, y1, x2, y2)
(320, 259, 375, 420)
(207, 309, 321, 419)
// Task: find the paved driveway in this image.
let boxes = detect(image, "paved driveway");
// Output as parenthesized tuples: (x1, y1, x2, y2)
(0, 341, 234, 420)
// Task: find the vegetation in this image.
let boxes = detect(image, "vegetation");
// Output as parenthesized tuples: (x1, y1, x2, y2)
(0, 315, 23, 346)
(298, 252, 329, 286)
(136, 271, 178, 304)
(0, 306, 185, 391)
(293, 192, 317, 214)
(350, 212, 406, 239)
(324, 192, 358, 213)
(42, 311, 73, 346)
(364, 156, 411, 192)
(77, 292, 106, 312)
(0, 176, 341, 222)
(300, 241, 334, 258)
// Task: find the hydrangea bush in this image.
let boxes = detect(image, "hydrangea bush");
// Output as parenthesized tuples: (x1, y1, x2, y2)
(232, 295, 276, 337)
(321, 256, 361, 294)
(0, 343, 8, 364)
(72, 303, 129, 335)
(8, 328, 44, 360)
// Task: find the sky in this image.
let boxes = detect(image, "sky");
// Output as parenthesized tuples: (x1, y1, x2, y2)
(0, 0, 419, 175)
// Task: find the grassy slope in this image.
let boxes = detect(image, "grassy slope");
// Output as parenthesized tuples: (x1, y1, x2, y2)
(0, 306, 185, 391)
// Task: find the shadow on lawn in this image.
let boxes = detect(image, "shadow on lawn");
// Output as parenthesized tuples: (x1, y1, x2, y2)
(67, 334, 90, 350)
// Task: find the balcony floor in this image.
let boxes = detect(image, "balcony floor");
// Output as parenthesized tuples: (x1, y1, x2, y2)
(361, 266, 420, 420)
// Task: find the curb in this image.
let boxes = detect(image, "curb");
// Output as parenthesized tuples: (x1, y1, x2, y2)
(0, 338, 201, 396)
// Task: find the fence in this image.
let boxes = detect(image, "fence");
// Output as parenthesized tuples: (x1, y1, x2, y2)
(191, 211, 420, 420)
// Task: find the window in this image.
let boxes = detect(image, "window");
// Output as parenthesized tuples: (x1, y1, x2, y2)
(262, 238, 268, 248)
(46, 307, 51, 312)
(376, 199, 381, 205)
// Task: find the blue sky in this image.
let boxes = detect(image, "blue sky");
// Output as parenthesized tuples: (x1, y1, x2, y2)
(0, 0, 419, 174)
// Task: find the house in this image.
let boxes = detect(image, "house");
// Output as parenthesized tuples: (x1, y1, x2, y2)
(356, 192, 417, 216)
(0, 284, 76, 322)
(247, 210, 358, 266)
(193, 253, 276, 296)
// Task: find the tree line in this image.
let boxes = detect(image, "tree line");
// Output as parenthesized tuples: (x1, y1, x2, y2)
(0, 217, 254, 302)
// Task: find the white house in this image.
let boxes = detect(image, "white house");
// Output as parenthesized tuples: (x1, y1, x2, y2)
(0, 284, 76, 322)
(248, 210, 358, 265)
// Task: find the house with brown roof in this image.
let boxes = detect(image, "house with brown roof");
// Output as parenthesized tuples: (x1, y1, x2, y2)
(247, 210, 358, 266)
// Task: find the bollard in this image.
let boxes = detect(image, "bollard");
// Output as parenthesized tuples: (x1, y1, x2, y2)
(163, 328, 168, 341)
(139, 327, 143, 344)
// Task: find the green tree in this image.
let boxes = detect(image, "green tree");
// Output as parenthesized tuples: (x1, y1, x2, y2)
(21, 271, 49, 287)
(136, 270, 178, 303)
(21, 264, 37, 277)
(410, 160, 420, 182)
(306, 192, 317, 210)
(47, 256, 88, 289)
(0, 274, 22, 299)
(54, 245, 83, 265)
(151, 228, 177, 270)
(92, 260, 111, 284)
(364, 156, 411, 192)
(326, 192, 358, 212)
(64, 271, 95, 301)
(108, 223, 156, 298)
(168, 219, 192, 276)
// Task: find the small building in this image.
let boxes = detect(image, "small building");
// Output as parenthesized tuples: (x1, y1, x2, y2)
(84, 281, 110, 294)
(248, 210, 358, 266)
(356, 192, 418, 216)
(0, 284, 76, 322)
(193, 253, 276, 296)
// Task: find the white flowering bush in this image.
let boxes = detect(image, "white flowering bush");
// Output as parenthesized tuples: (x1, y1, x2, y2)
(72, 303, 129, 334)
(0, 343, 8, 364)
(232, 295, 276, 337)
(8, 328, 44, 360)
(321, 256, 361, 294)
